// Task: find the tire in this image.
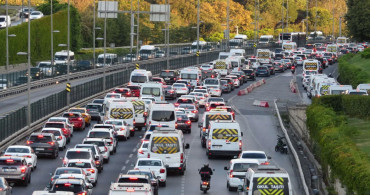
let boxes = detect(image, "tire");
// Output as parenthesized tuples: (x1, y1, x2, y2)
(188, 129, 191, 134)
(159, 181, 166, 187)
(52, 150, 58, 159)
(22, 175, 29, 186)
(93, 180, 97, 187)
(203, 189, 208, 193)
(274, 145, 279, 152)
(179, 169, 185, 175)
(122, 136, 127, 141)
(59, 147, 64, 151)
(104, 158, 109, 163)
(130, 131, 135, 137)
(114, 146, 117, 153)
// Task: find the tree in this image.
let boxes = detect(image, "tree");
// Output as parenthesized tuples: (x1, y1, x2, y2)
(346, 0, 370, 41)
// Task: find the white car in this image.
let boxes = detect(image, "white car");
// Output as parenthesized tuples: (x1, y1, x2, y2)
(29, 11, 44, 20)
(200, 64, 213, 71)
(207, 86, 222, 97)
(66, 159, 98, 186)
(41, 128, 67, 151)
(87, 129, 117, 155)
(3, 145, 37, 170)
(224, 159, 259, 191)
(134, 158, 167, 186)
(226, 75, 240, 88)
(238, 150, 271, 165)
(47, 117, 74, 134)
(58, 173, 93, 193)
(137, 141, 149, 159)
(83, 138, 110, 163)
(104, 119, 130, 141)
(189, 92, 206, 107)
(172, 83, 189, 96)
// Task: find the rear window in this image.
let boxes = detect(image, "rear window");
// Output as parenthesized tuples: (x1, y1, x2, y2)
(127, 86, 140, 90)
(177, 99, 193, 104)
(44, 123, 64, 129)
(152, 78, 162, 82)
(83, 141, 105, 147)
(86, 105, 102, 111)
(204, 79, 219, 85)
(55, 169, 81, 175)
(52, 184, 83, 193)
(173, 84, 185, 88)
(105, 121, 123, 126)
(6, 147, 30, 153)
(210, 103, 225, 108)
(141, 142, 149, 149)
(62, 113, 79, 118)
(0, 159, 22, 165)
(177, 115, 189, 121)
(150, 136, 179, 154)
(68, 162, 92, 168)
(151, 111, 175, 121)
(160, 71, 175, 77)
(68, 109, 84, 114)
(88, 131, 111, 139)
(114, 89, 129, 94)
(66, 151, 90, 159)
(42, 130, 61, 136)
(178, 104, 195, 110)
(118, 178, 149, 183)
(138, 160, 163, 166)
(232, 163, 258, 172)
(207, 98, 224, 102)
(241, 153, 266, 159)
(144, 134, 152, 140)
(131, 76, 147, 83)
(75, 146, 96, 155)
(257, 67, 267, 70)
(29, 135, 52, 143)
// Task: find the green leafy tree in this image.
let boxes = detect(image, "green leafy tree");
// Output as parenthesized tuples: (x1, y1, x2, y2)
(346, 0, 370, 41)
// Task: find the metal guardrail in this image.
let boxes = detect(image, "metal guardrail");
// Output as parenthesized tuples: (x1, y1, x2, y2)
(274, 99, 310, 195)
(0, 50, 220, 149)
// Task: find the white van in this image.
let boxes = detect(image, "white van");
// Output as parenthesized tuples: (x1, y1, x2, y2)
(226, 56, 245, 71)
(238, 165, 292, 195)
(282, 42, 297, 52)
(140, 82, 165, 102)
(54, 50, 75, 65)
(0, 15, 11, 29)
(206, 121, 243, 159)
(96, 53, 118, 67)
(356, 83, 370, 94)
(148, 102, 176, 129)
(256, 49, 272, 64)
(213, 60, 230, 76)
(219, 52, 232, 60)
(316, 81, 337, 97)
(129, 99, 148, 130)
(203, 78, 221, 89)
(259, 35, 273, 45)
(180, 68, 201, 87)
(147, 129, 189, 175)
(139, 45, 156, 60)
(130, 69, 153, 85)
(310, 77, 336, 98)
(230, 49, 246, 57)
(329, 85, 352, 95)
(106, 100, 135, 135)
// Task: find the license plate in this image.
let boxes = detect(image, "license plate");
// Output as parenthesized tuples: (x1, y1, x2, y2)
(165, 78, 170, 80)
(213, 145, 222, 148)
(202, 185, 207, 188)
(3, 168, 16, 172)
(36, 148, 44, 151)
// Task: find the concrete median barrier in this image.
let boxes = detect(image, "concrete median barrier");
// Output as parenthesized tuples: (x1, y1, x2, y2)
(237, 79, 266, 96)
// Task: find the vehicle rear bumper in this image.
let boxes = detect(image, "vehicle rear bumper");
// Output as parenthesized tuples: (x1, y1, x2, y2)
(207, 150, 241, 157)
(167, 163, 185, 171)
(229, 177, 244, 187)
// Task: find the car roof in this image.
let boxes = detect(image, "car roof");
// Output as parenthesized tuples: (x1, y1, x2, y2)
(67, 159, 92, 163)
(7, 145, 31, 149)
(230, 159, 260, 164)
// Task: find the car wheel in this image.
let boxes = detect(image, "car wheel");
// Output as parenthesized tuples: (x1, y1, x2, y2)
(122, 136, 127, 141)
(188, 129, 191, 134)
(179, 169, 185, 175)
(104, 158, 110, 163)
(59, 147, 64, 151)
(114, 146, 117, 153)
(159, 181, 166, 187)
(130, 131, 135, 137)
(52, 151, 58, 159)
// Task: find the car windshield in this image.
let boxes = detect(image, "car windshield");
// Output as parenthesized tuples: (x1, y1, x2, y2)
(88, 132, 110, 139)
(6, 147, 30, 153)
(151, 111, 175, 121)
(55, 55, 67, 61)
(31, 12, 40, 15)
(75, 146, 96, 155)
(131, 76, 147, 83)
(29, 135, 52, 143)
(233, 163, 258, 172)
(241, 153, 266, 159)
(0, 18, 5, 22)
(173, 84, 186, 88)
(66, 151, 90, 159)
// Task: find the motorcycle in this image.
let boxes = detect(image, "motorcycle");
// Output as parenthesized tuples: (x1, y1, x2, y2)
(198, 169, 215, 193)
(275, 135, 288, 154)
(291, 65, 296, 74)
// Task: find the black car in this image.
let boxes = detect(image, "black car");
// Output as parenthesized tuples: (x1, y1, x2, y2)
(26, 133, 59, 158)
(160, 70, 179, 85)
(255, 66, 270, 77)
(242, 69, 256, 80)
(220, 80, 231, 93)
(265, 64, 275, 75)
(176, 114, 191, 133)
(163, 85, 177, 100)
(77, 60, 92, 71)
(220, 78, 234, 90)
(231, 71, 248, 84)
(14, 76, 28, 86)
(30, 67, 44, 80)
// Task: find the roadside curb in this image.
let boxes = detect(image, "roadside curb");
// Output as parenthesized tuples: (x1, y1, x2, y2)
(237, 79, 266, 96)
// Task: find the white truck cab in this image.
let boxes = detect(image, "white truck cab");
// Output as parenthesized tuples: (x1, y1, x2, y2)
(140, 82, 165, 102)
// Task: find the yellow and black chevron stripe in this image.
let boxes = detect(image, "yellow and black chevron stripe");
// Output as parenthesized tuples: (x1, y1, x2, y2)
(321, 85, 330, 95)
(256, 177, 286, 195)
(215, 61, 226, 69)
(151, 136, 179, 154)
(304, 62, 318, 70)
(132, 101, 145, 114)
(207, 114, 232, 120)
(211, 129, 238, 142)
(110, 108, 133, 119)
(132, 100, 145, 106)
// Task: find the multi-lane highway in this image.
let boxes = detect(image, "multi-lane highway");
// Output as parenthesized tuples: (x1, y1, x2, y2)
(10, 67, 315, 194)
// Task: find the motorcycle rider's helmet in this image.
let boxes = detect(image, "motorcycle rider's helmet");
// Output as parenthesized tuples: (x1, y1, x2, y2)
(204, 163, 209, 168)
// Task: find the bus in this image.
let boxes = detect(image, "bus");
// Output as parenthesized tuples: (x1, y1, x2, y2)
(229, 34, 248, 48)
(279, 32, 306, 47)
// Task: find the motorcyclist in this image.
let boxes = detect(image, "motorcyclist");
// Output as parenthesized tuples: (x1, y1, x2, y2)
(199, 164, 213, 181)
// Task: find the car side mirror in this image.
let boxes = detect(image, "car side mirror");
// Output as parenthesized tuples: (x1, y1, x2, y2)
(268, 156, 272, 159)
(165, 164, 169, 168)
(224, 166, 228, 170)
(185, 143, 190, 149)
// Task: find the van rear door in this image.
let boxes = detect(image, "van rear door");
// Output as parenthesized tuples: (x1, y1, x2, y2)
(210, 128, 239, 151)
(150, 136, 181, 168)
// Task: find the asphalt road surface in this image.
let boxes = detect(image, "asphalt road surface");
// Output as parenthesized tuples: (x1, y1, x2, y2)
(11, 69, 307, 195)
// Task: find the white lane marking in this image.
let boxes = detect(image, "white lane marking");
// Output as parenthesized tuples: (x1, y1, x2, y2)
(132, 148, 137, 153)
(129, 154, 133, 158)
(136, 143, 140, 148)
(121, 166, 126, 171)
(125, 160, 130, 164)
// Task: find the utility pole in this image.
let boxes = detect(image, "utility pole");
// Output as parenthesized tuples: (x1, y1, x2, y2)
(103, 0, 107, 91)
(93, 0, 96, 68)
(314, 0, 318, 36)
(226, 0, 230, 51)
(306, 0, 309, 36)
(253, 0, 257, 54)
(165, 0, 170, 69)
(256, 0, 260, 48)
(136, 0, 140, 60)
(196, 0, 200, 66)
(27, 0, 31, 128)
(281, 0, 284, 33)
(332, 0, 335, 38)
(130, 0, 134, 55)
(67, 0, 71, 107)
(5, 0, 9, 72)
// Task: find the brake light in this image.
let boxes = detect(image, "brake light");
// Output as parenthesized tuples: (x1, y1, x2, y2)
(3, 155, 10, 156)
(59, 136, 63, 140)
(95, 160, 100, 165)
(64, 183, 71, 187)
(6, 159, 14, 163)
(104, 146, 108, 152)
(147, 153, 150, 158)
(88, 169, 95, 173)
(77, 192, 87, 195)
(26, 140, 33, 145)
(138, 149, 144, 154)
(208, 140, 211, 149)
(192, 110, 198, 113)
(62, 128, 68, 134)
(175, 103, 179, 107)
(181, 88, 187, 90)
(23, 155, 32, 158)
(19, 166, 26, 173)
(186, 121, 191, 125)
(261, 161, 270, 165)
(133, 120, 136, 125)
(229, 82, 233, 84)
(120, 127, 125, 131)
(239, 140, 242, 150)
(48, 142, 55, 146)
(78, 117, 83, 121)
(175, 122, 178, 128)
(202, 181, 209, 185)
(37, 135, 44, 138)
(180, 153, 184, 163)
(160, 168, 166, 173)
(110, 137, 113, 142)
(229, 170, 234, 178)
(144, 112, 148, 117)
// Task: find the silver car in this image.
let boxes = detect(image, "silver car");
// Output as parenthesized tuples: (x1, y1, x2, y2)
(178, 104, 199, 122)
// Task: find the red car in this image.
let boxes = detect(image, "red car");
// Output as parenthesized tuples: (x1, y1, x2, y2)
(62, 112, 85, 131)
(127, 85, 141, 97)
(113, 88, 132, 97)
(43, 122, 72, 143)
(152, 77, 166, 85)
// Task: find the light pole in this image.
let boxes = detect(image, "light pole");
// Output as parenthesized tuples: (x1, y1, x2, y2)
(93, 26, 101, 68)
(226, 0, 230, 51)
(196, 0, 200, 66)
(6, 33, 17, 72)
(339, 16, 343, 37)
(281, 0, 284, 33)
(165, 0, 170, 69)
(93, 0, 97, 69)
(286, 0, 289, 30)
(306, 0, 309, 36)
(67, 0, 71, 107)
(103, 0, 107, 91)
(51, 0, 60, 68)
(136, 0, 140, 60)
(96, 37, 105, 91)
(314, 0, 318, 36)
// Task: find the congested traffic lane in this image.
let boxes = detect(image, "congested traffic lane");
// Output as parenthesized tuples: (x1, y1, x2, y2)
(12, 69, 305, 195)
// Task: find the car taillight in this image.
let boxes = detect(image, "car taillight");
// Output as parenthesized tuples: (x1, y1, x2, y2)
(48, 142, 55, 146)
(280, 65, 283, 68)
(110, 137, 113, 142)
(77, 192, 87, 195)
(202, 181, 209, 185)
(126, 92, 130, 96)
(104, 146, 108, 152)
(160, 168, 166, 173)
(78, 117, 83, 121)
(173, 78, 177, 81)
(20, 166, 26, 173)
(88, 169, 95, 173)
(180, 153, 184, 163)
(229, 170, 234, 178)
(186, 120, 191, 125)
(251, 73, 254, 75)
(95, 160, 100, 165)
(229, 82, 232, 84)
(208, 140, 211, 149)
(133, 120, 136, 125)
(62, 128, 68, 134)
(175, 103, 179, 107)
(239, 140, 242, 150)
(182, 88, 187, 90)
(59, 136, 63, 140)
(23, 155, 32, 158)
(261, 161, 270, 165)
(144, 112, 148, 117)
(175, 122, 178, 128)
(147, 153, 150, 158)
(138, 149, 144, 154)
(120, 127, 125, 131)
(26, 140, 33, 145)
(192, 110, 198, 113)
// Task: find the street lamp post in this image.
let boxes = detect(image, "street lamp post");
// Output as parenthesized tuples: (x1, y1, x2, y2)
(51, 0, 60, 67)
(93, 27, 101, 69)
(339, 16, 343, 37)
(103, 0, 107, 91)
(136, 0, 140, 61)
(96, 37, 105, 91)
(67, 0, 71, 107)
(226, 0, 230, 51)
(196, 0, 200, 66)
(93, 0, 96, 69)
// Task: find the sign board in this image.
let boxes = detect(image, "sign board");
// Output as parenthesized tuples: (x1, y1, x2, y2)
(150, 4, 170, 22)
(98, 1, 118, 19)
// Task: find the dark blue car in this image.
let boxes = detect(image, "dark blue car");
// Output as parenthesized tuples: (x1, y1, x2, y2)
(255, 66, 270, 77)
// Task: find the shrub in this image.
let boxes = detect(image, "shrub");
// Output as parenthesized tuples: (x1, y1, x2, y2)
(361, 48, 370, 59)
